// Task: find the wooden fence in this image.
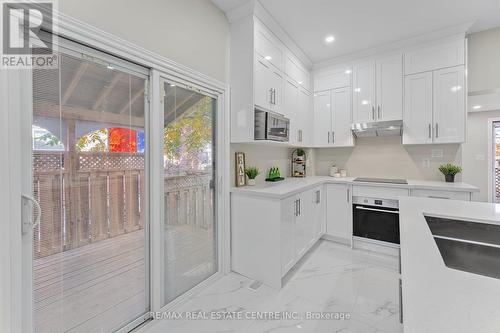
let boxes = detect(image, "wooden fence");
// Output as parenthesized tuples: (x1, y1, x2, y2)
(33, 151, 213, 259)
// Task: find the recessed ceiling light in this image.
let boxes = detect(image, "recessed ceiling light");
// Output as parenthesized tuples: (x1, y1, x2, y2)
(170, 84, 176, 87)
(450, 86, 462, 92)
(325, 35, 335, 43)
(264, 56, 272, 61)
(298, 81, 303, 85)
(107, 65, 114, 70)
(354, 88, 361, 93)
(473, 105, 482, 110)
(345, 69, 352, 74)
(361, 100, 370, 105)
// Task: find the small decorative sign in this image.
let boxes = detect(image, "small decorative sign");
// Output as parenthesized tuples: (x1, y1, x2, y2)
(235, 152, 246, 187)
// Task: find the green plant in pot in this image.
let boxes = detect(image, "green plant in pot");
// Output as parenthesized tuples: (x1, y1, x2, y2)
(439, 163, 462, 183)
(245, 167, 260, 186)
(296, 148, 306, 161)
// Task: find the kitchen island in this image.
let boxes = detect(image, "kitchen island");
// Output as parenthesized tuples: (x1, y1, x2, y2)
(399, 197, 500, 333)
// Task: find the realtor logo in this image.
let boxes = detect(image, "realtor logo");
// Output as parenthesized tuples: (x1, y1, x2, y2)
(1, 1, 57, 69)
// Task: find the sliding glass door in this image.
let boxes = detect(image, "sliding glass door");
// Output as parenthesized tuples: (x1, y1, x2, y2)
(30, 37, 150, 333)
(161, 79, 218, 305)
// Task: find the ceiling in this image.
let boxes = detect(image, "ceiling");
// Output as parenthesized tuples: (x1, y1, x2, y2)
(213, 0, 500, 63)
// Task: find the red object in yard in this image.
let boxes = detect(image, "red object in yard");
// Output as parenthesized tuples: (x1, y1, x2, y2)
(108, 128, 137, 152)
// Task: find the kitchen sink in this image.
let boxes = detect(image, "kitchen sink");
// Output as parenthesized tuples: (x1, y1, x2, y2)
(425, 215, 500, 279)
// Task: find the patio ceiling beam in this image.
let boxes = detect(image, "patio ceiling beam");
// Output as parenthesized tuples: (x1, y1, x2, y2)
(92, 72, 122, 110)
(118, 87, 145, 114)
(62, 62, 89, 105)
(34, 104, 145, 128)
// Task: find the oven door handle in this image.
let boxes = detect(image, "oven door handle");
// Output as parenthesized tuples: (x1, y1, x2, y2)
(355, 206, 399, 214)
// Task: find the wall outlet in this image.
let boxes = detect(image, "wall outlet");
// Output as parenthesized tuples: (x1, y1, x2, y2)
(431, 149, 443, 158)
(422, 158, 430, 168)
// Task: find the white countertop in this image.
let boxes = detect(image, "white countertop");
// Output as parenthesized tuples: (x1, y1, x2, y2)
(230, 176, 478, 199)
(399, 197, 500, 333)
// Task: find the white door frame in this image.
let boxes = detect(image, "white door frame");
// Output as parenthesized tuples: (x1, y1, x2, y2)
(3, 8, 230, 333)
(487, 117, 500, 203)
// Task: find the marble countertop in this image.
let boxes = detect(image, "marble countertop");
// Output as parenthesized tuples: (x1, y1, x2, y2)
(230, 176, 478, 199)
(399, 197, 500, 333)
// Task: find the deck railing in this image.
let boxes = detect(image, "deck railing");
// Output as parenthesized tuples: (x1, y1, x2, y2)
(33, 151, 212, 259)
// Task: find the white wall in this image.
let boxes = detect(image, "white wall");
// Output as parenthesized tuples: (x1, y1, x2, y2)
(468, 26, 500, 92)
(59, 0, 230, 82)
(315, 137, 462, 181)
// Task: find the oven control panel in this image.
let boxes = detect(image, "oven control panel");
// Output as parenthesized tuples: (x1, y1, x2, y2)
(352, 196, 399, 209)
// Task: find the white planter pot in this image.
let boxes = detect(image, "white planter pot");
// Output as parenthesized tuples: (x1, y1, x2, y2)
(247, 179, 256, 186)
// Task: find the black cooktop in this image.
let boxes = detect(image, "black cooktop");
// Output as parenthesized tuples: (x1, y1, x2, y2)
(354, 177, 408, 185)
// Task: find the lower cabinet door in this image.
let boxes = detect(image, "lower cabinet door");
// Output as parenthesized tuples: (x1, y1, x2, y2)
(294, 193, 310, 258)
(281, 195, 296, 276)
(326, 184, 352, 241)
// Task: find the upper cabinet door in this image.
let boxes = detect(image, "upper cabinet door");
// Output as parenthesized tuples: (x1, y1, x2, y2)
(254, 23, 283, 71)
(404, 39, 465, 75)
(298, 89, 311, 145)
(403, 72, 433, 144)
(353, 61, 376, 123)
(269, 68, 284, 115)
(433, 66, 465, 144)
(313, 91, 332, 147)
(285, 78, 299, 143)
(332, 87, 353, 147)
(314, 68, 351, 92)
(254, 56, 272, 111)
(376, 54, 403, 121)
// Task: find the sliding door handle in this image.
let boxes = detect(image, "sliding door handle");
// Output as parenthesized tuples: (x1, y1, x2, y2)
(22, 194, 41, 234)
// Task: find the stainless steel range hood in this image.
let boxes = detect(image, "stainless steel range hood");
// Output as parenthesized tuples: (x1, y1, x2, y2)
(351, 120, 403, 138)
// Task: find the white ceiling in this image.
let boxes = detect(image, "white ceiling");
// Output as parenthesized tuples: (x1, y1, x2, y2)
(213, 0, 500, 63)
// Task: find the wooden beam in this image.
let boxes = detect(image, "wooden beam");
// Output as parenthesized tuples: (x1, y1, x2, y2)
(62, 63, 89, 105)
(92, 73, 122, 110)
(34, 104, 145, 128)
(119, 88, 145, 114)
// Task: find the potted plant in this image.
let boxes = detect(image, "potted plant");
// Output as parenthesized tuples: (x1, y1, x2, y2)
(244, 167, 260, 186)
(439, 163, 462, 183)
(295, 149, 306, 162)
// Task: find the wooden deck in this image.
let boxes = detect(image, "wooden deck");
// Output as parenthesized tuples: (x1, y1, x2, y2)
(34, 230, 147, 333)
(33, 223, 216, 333)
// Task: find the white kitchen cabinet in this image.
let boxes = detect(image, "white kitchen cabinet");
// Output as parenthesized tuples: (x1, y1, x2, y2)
(297, 88, 311, 145)
(314, 67, 351, 92)
(284, 78, 299, 142)
(325, 184, 352, 243)
(353, 55, 403, 123)
(310, 186, 326, 240)
(280, 195, 296, 275)
(313, 88, 353, 147)
(254, 54, 283, 115)
(313, 91, 331, 147)
(403, 65, 465, 145)
(231, 186, 324, 289)
(230, 16, 311, 143)
(353, 61, 376, 123)
(433, 66, 465, 144)
(404, 38, 465, 75)
(332, 87, 353, 146)
(410, 189, 471, 201)
(403, 72, 433, 144)
(376, 54, 403, 121)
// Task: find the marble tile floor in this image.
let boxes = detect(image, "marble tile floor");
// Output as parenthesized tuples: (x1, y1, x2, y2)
(139, 240, 403, 333)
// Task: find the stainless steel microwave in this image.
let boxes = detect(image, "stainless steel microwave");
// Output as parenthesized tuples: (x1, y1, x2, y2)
(254, 109, 289, 142)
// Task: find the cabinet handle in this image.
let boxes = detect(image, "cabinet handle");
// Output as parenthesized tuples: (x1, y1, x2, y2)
(298, 198, 301, 215)
(294, 199, 298, 216)
(372, 106, 375, 120)
(272, 88, 276, 105)
(399, 278, 403, 324)
(328, 131, 330, 143)
(347, 188, 350, 203)
(332, 131, 335, 144)
(378, 105, 381, 119)
(435, 123, 439, 138)
(428, 124, 431, 139)
(269, 88, 273, 104)
(316, 190, 320, 204)
(299, 129, 303, 142)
